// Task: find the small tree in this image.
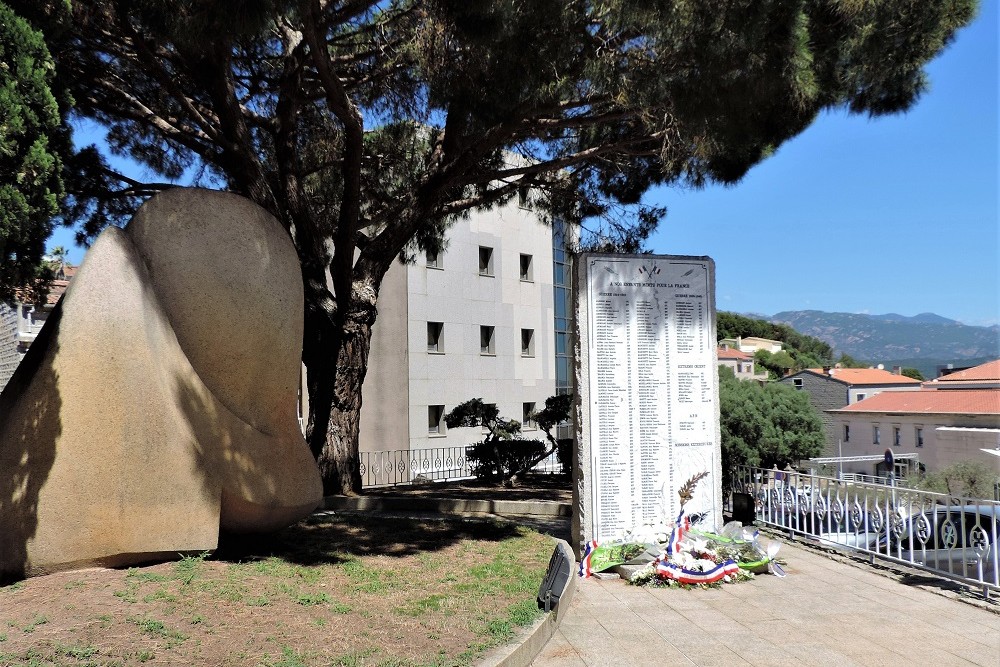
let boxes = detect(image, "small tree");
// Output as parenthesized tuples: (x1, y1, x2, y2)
(754, 349, 796, 379)
(918, 460, 1000, 501)
(900, 367, 925, 381)
(718, 367, 824, 492)
(445, 394, 572, 485)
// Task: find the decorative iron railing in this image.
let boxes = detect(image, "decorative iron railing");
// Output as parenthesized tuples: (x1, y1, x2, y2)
(359, 447, 472, 487)
(730, 465, 1000, 597)
(358, 446, 566, 488)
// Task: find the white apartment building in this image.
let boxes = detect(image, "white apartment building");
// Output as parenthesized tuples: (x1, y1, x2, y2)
(358, 197, 571, 455)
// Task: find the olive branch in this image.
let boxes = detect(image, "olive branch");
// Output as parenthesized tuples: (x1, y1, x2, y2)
(678, 471, 709, 509)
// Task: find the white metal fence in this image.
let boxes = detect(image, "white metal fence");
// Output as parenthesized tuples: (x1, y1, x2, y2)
(359, 446, 566, 488)
(730, 465, 1000, 597)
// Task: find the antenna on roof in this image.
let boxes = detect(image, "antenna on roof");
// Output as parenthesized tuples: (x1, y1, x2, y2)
(877, 364, 884, 370)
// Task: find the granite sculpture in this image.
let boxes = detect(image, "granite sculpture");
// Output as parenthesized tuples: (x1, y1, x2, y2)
(0, 188, 323, 580)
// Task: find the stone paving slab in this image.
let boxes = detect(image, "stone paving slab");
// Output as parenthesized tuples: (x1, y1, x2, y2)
(530, 539, 1000, 667)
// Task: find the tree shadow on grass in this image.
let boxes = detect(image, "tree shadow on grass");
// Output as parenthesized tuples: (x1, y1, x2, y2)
(215, 513, 526, 566)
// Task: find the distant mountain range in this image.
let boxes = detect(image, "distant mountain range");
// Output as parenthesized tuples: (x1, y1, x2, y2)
(768, 310, 1000, 378)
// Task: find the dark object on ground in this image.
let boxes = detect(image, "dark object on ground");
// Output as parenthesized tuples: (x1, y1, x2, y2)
(731, 492, 756, 525)
(538, 541, 574, 612)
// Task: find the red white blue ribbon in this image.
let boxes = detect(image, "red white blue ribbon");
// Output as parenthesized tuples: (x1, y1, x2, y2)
(579, 540, 598, 578)
(666, 509, 690, 554)
(654, 559, 740, 585)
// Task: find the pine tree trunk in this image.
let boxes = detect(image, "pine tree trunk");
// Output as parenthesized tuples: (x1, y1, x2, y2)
(303, 277, 378, 496)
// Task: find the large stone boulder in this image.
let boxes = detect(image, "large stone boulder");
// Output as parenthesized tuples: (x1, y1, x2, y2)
(0, 189, 322, 580)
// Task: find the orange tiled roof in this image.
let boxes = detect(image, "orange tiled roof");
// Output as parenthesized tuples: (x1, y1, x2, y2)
(46, 280, 70, 305)
(931, 359, 1000, 383)
(834, 389, 1000, 415)
(13, 264, 75, 306)
(717, 347, 752, 361)
(804, 368, 922, 386)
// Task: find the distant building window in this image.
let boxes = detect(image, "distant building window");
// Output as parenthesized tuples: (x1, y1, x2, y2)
(522, 402, 536, 429)
(843, 424, 850, 443)
(427, 322, 444, 353)
(916, 427, 924, 448)
(893, 426, 901, 447)
(521, 328, 535, 357)
(856, 393, 866, 402)
(793, 378, 803, 389)
(873, 425, 880, 445)
(428, 405, 445, 434)
(519, 254, 533, 281)
(518, 186, 530, 210)
(426, 249, 442, 269)
(480, 325, 495, 355)
(478, 246, 494, 276)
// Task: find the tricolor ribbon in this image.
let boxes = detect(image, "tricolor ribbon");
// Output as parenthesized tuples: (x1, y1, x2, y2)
(654, 559, 741, 585)
(579, 540, 598, 578)
(665, 509, 691, 554)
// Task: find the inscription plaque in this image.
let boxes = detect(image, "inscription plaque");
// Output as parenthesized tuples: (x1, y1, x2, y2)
(572, 253, 722, 551)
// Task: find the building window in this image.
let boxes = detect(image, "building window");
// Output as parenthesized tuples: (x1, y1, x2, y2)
(873, 425, 880, 445)
(519, 254, 533, 281)
(426, 249, 442, 269)
(521, 328, 534, 357)
(893, 426, 901, 446)
(427, 322, 444, 353)
(480, 325, 495, 355)
(856, 393, 866, 402)
(522, 402, 536, 429)
(428, 405, 445, 434)
(793, 378, 803, 389)
(916, 427, 924, 448)
(843, 424, 850, 443)
(518, 186, 530, 210)
(478, 246, 494, 276)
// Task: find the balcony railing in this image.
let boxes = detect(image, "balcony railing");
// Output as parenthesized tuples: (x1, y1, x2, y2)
(729, 465, 1000, 597)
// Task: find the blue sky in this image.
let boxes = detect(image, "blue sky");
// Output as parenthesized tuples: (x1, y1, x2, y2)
(49, 5, 998, 326)
(645, 2, 999, 326)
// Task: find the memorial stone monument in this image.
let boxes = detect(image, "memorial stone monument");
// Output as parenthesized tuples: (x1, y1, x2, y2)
(572, 253, 721, 554)
(0, 188, 323, 580)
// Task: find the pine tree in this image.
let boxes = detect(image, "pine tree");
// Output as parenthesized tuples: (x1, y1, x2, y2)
(0, 2, 67, 301)
(0, 0, 978, 493)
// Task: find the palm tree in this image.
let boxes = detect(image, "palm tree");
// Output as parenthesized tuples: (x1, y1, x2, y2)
(47, 246, 67, 278)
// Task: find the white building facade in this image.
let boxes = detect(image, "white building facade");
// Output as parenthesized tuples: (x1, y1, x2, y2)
(358, 197, 567, 456)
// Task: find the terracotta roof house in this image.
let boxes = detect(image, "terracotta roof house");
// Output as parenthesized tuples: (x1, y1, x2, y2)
(829, 388, 1000, 478)
(717, 345, 767, 382)
(779, 367, 922, 456)
(923, 359, 1000, 390)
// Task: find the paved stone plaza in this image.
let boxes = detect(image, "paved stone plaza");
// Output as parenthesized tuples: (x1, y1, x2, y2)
(533, 539, 1000, 667)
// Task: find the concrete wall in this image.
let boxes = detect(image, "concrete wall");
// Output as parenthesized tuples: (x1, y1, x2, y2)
(358, 260, 410, 452)
(0, 304, 18, 393)
(780, 373, 849, 456)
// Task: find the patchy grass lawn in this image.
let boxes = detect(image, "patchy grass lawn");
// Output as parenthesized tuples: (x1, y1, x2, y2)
(0, 515, 553, 667)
